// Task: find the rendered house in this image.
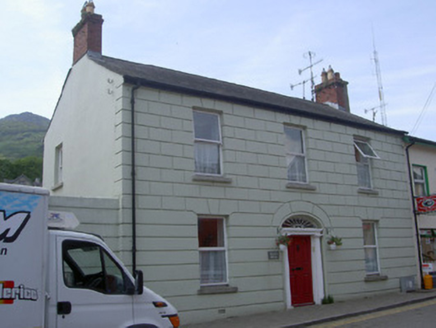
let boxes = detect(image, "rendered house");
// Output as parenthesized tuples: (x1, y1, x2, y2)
(405, 136, 436, 281)
(44, 3, 418, 324)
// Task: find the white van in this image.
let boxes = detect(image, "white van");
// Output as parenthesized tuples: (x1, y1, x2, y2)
(0, 183, 179, 328)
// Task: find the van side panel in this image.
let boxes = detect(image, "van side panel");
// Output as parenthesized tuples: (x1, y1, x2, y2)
(0, 184, 49, 328)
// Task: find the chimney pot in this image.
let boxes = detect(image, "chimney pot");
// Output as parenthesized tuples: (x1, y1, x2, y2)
(314, 66, 350, 112)
(72, 1, 103, 64)
(85, 1, 95, 14)
(321, 68, 327, 83)
(327, 65, 335, 80)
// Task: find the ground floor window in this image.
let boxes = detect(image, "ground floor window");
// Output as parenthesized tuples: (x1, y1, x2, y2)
(421, 230, 436, 264)
(362, 221, 380, 275)
(198, 217, 227, 285)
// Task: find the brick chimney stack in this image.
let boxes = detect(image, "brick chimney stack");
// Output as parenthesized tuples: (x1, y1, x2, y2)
(314, 66, 350, 112)
(72, 1, 104, 65)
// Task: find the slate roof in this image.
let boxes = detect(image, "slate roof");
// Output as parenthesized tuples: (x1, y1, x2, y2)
(88, 52, 405, 136)
(406, 136, 436, 148)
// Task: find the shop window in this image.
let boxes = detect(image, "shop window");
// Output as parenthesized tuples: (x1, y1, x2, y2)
(421, 230, 436, 264)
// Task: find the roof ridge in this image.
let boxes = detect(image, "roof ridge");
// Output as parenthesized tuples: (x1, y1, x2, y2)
(87, 53, 405, 135)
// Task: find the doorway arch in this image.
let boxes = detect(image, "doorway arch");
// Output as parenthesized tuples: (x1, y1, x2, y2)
(279, 215, 324, 308)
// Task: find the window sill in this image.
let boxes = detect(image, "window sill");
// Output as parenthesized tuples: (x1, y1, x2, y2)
(364, 274, 388, 282)
(286, 182, 317, 191)
(198, 285, 238, 295)
(358, 188, 379, 195)
(51, 182, 64, 191)
(192, 174, 232, 184)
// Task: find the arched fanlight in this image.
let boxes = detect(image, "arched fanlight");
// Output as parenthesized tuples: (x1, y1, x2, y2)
(282, 216, 316, 229)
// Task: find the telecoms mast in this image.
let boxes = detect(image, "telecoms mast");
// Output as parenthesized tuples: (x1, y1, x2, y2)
(372, 33, 388, 126)
(291, 51, 323, 101)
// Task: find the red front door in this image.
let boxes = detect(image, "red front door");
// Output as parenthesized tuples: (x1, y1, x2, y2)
(288, 235, 314, 306)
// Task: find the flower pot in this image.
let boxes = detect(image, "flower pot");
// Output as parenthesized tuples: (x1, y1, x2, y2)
(279, 244, 287, 251)
(328, 243, 337, 250)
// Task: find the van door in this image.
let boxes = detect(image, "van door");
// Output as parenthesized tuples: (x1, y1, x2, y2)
(56, 237, 135, 328)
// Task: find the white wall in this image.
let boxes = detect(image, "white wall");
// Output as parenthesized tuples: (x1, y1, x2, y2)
(43, 56, 124, 198)
(48, 195, 120, 252)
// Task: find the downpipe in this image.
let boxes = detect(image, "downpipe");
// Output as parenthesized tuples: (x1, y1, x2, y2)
(130, 83, 140, 276)
(405, 141, 423, 289)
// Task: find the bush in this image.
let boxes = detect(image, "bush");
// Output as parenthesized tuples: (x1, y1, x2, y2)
(322, 295, 334, 304)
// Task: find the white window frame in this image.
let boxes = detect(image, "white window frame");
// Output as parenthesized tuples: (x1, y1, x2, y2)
(55, 143, 63, 186)
(362, 221, 380, 275)
(193, 110, 223, 176)
(284, 126, 308, 183)
(412, 165, 428, 196)
(354, 140, 380, 159)
(198, 217, 228, 286)
(354, 139, 379, 189)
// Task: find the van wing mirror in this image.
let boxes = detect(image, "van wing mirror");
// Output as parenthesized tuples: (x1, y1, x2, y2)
(134, 270, 144, 295)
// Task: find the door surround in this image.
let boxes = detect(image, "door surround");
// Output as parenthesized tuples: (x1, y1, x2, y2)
(281, 227, 324, 309)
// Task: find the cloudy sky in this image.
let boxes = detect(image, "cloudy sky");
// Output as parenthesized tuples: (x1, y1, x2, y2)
(1, 0, 435, 140)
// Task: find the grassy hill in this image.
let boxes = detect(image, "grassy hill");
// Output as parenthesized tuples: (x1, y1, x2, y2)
(0, 112, 50, 161)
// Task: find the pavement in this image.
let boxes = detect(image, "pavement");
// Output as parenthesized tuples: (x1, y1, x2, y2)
(183, 289, 436, 328)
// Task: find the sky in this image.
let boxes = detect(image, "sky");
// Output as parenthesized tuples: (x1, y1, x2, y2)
(1, 0, 435, 141)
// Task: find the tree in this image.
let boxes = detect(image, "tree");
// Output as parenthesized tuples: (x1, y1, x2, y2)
(0, 159, 14, 181)
(0, 156, 43, 183)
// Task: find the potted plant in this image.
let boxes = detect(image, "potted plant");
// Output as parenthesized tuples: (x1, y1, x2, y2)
(322, 294, 334, 304)
(276, 235, 292, 251)
(327, 235, 342, 250)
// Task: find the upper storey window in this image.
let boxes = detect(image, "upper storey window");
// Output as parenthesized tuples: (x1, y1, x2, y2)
(354, 139, 379, 189)
(413, 165, 428, 196)
(193, 111, 222, 175)
(55, 143, 63, 186)
(284, 126, 307, 183)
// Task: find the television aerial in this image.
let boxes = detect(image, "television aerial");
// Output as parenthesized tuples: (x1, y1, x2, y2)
(290, 51, 323, 101)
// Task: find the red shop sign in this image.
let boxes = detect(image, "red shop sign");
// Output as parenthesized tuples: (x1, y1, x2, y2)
(416, 195, 436, 214)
